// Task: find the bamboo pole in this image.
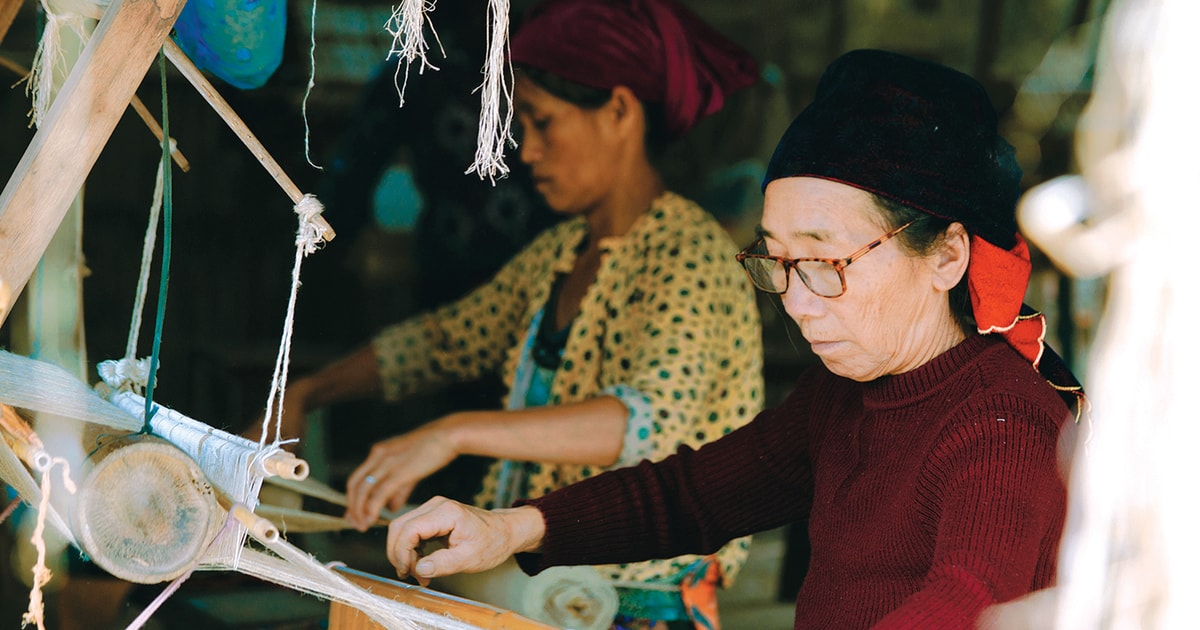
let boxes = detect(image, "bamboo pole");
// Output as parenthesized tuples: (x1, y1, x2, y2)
(0, 0, 189, 329)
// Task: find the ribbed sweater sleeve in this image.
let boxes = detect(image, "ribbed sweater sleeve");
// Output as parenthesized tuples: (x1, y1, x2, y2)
(516, 335, 1072, 630)
(515, 382, 817, 574)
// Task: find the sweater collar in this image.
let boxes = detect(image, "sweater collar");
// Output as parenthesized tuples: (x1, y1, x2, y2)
(861, 334, 999, 406)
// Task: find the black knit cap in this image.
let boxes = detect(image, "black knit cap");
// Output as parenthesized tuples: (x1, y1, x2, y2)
(763, 49, 1022, 250)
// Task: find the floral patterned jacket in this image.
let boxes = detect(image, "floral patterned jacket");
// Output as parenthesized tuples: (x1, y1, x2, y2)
(373, 192, 763, 586)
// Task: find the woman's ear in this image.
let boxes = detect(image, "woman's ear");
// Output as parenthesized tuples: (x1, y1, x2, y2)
(607, 85, 644, 137)
(932, 222, 970, 292)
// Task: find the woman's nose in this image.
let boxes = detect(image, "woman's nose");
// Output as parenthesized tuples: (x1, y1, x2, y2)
(519, 134, 541, 164)
(780, 274, 823, 322)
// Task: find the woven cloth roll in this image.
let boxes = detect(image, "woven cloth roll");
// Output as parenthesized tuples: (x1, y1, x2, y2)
(434, 558, 619, 630)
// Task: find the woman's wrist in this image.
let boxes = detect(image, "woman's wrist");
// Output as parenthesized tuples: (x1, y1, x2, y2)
(501, 505, 546, 554)
(435, 411, 474, 457)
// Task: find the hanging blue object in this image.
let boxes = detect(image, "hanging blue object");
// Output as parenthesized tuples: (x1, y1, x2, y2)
(172, 0, 286, 90)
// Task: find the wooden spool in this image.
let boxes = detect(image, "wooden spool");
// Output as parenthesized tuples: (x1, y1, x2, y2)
(71, 434, 223, 584)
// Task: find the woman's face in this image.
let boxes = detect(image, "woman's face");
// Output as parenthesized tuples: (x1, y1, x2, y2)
(514, 74, 620, 214)
(761, 177, 962, 381)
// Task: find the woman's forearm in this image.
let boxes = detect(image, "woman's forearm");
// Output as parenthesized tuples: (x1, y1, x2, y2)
(297, 343, 384, 408)
(442, 396, 628, 466)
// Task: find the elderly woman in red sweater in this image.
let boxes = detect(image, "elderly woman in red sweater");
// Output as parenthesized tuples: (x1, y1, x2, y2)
(383, 49, 1084, 629)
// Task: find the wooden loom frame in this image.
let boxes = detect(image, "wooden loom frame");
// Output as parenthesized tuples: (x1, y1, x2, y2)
(0, 2, 552, 627)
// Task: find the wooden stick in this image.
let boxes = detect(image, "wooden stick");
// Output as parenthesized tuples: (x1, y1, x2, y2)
(0, 403, 51, 471)
(161, 39, 335, 242)
(0, 53, 191, 172)
(0, 0, 21, 47)
(126, 91, 191, 171)
(266, 474, 350, 507)
(0, 0, 188, 328)
(252, 503, 389, 533)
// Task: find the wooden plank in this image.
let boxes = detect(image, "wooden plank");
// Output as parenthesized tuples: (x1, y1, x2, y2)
(0, 0, 22, 46)
(0, 0, 186, 328)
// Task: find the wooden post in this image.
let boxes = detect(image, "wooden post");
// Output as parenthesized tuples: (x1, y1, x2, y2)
(0, 0, 187, 328)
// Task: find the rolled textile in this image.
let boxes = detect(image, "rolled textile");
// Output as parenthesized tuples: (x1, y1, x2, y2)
(434, 558, 619, 630)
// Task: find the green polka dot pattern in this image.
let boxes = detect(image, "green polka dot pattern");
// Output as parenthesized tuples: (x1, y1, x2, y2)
(373, 192, 763, 587)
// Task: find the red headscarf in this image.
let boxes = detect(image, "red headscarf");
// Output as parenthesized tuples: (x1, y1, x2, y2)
(509, 0, 759, 138)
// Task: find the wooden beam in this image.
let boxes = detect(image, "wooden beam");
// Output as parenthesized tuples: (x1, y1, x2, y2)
(0, 0, 186, 328)
(0, 0, 22, 47)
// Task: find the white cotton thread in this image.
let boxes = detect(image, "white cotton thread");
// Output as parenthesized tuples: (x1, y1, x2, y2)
(384, 0, 444, 107)
(301, 0, 323, 171)
(23, 457, 75, 630)
(260, 195, 327, 447)
(465, 0, 514, 183)
(97, 159, 166, 394)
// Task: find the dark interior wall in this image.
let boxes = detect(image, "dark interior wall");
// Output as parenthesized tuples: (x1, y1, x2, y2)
(1, 0, 1099, 478)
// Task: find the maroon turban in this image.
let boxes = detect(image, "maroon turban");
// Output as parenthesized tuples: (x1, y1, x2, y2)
(509, 0, 759, 138)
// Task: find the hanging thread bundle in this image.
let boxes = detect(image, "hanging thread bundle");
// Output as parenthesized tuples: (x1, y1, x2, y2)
(384, 0, 515, 181)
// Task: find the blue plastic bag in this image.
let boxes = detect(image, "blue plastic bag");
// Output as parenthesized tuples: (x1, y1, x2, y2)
(172, 0, 286, 89)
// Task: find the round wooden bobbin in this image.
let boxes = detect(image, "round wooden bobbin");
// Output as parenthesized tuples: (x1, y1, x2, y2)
(72, 435, 224, 583)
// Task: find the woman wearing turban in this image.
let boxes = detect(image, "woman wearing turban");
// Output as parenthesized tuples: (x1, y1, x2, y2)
(279, 0, 764, 627)
(384, 49, 1085, 629)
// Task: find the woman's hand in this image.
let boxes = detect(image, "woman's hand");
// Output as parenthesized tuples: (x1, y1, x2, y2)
(387, 497, 545, 586)
(344, 418, 460, 530)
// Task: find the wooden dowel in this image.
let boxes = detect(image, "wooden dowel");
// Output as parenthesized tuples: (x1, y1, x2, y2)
(0, 403, 51, 471)
(0, 53, 191, 172)
(127, 94, 191, 172)
(252, 503, 388, 533)
(266, 474, 349, 507)
(160, 38, 335, 242)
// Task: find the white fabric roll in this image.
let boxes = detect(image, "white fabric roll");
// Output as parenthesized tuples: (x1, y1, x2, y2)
(435, 559, 619, 630)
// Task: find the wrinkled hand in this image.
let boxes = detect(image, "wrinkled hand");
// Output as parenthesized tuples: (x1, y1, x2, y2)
(387, 496, 545, 586)
(344, 420, 458, 530)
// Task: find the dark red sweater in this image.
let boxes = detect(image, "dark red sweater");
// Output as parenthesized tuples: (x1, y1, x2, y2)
(518, 334, 1073, 629)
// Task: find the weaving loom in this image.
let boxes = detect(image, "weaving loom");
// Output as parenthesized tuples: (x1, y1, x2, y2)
(0, 0, 564, 626)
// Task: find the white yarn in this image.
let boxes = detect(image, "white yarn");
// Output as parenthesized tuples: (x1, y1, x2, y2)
(23, 457, 75, 630)
(25, 0, 107, 127)
(94, 160, 168, 394)
(236, 546, 480, 629)
(301, 0, 323, 171)
(106, 391, 283, 568)
(381, 0, 515, 180)
(1002, 0, 1200, 628)
(0, 435, 76, 547)
(96, 357, 152, 394)
(259, 195, 328, 448)
(0, 351, 142, 433)
(464, 0, 514, 183)
(384, 0, 444, 107)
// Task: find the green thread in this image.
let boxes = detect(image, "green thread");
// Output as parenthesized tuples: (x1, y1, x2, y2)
(142, 50, 174, 433)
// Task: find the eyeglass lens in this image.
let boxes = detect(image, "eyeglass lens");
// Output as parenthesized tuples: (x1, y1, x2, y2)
(741, 257, 843, 297)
